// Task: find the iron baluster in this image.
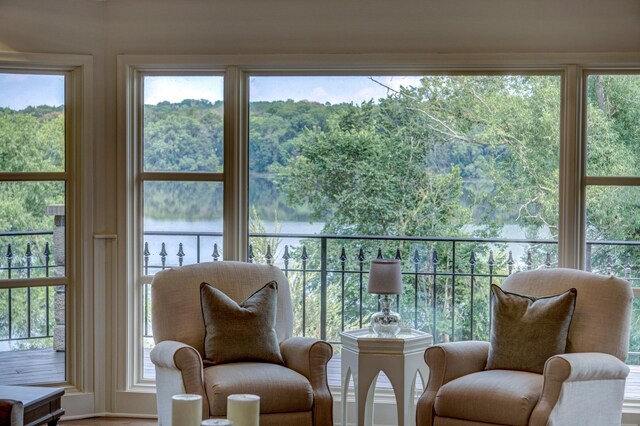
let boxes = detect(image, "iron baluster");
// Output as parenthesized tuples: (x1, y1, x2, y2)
(413, 248, 420, 329)
(340, 246, 346, 332)
(526, 250, 532, 270)
(143, 242, 150, 275)
(26, 243, 32, 279)
(451, 242, 456, 342)
(358, 247, 365, 329)
(144, 283, 150, 337)
(545, 252, 551, 268)
(248, 245, 254, 263)
(432, 248, 438, 343)
(320, 237, 327, 341)
(395, 248, 401, 313)
(44, 240, 51, 333)
(26, 243, 32, 338)
(159, 243, 167, 270)
(507, 251, 514, 275)
(301, 245, 308, 337)
(177, 243, 185, 267)
(44, 242, 51, 277)
(469, 250, 476, 340)
(283, 245, 290, 277)
(265, 245, 272, 265)
(212, 243, 220, 261)
(196, 235, 201, 263)
(6, 243, 12, 279)
(488, 250, 495, 333)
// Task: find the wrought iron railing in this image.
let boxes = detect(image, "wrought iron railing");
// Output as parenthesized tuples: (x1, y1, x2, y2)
(0, 231, 58, 343)
(140, 231, 640, 347)
(2, 230, 637, 350)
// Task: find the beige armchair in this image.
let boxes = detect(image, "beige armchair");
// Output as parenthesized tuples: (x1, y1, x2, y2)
(150, 261, 333, 426)
(416, 268, 633, 426)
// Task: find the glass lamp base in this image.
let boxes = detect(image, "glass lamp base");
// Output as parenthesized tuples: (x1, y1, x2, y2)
(370, 295, 401, 337)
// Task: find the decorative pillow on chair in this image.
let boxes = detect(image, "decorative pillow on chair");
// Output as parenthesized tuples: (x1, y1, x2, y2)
(485, 284, 577, 374)
(200, 281, 284, 365)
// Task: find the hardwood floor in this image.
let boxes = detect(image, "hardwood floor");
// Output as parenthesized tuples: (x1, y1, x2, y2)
(61, 418, 157, 425)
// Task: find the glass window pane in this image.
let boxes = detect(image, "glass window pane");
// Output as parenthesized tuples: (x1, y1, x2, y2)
(142, 181, 223, 274)
(585, 185, 640, 277)
(0, 73, 65, 173)
(248, 75, 561, 342)
(0, 181, 65, 279)
(142, 180, 223, 380)
(143, 76, 224, 172)
(0, 284, 65, 385)
(587, 185, 640, 369)
(586, 74, 640, 177)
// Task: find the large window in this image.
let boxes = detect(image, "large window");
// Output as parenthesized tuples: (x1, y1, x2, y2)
(248, 74, 561, 344)
(125, 63, 640, 400)
(584, 73, 640, 369)
(137, 74, 225, 380)
(0, 71, 68, 385)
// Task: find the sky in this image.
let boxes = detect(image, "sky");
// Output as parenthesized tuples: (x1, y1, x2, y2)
(0, 72, 423, 109)
(0, 73, 65, 109)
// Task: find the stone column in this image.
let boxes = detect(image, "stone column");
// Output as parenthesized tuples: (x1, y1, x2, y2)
(46, 205, 65, 352)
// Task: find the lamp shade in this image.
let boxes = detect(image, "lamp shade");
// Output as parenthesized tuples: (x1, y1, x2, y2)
(367, 259, 403, 295)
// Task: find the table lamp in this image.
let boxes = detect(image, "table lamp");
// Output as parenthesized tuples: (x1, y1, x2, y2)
(367, 258, 403, 337)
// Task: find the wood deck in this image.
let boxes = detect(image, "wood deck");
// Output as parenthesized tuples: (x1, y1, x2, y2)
(3, 348, 640, 400)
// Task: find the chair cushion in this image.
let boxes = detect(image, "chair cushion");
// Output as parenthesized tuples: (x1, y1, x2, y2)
(486, 284, 576, 373)
(434, 370, 543, 426)
(200, 281, 284, 365)
(204, 362, 314, 415)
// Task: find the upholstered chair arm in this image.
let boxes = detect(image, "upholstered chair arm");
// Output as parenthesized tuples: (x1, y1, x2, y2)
(280, 336, 333, 426)
(0, 399, 24, 426)
(151, 340, 210, 424)
(416, 341, 490, 426)
(529, 353, 630, 426)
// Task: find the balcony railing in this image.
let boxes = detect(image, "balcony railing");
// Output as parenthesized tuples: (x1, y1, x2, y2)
(0, 231, 58, 344)
(1, 230, 637, 352)
(140, 231, 640, 348)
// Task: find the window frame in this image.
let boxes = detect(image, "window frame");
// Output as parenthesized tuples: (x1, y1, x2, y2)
(120, 55, 640, 400)
(124, 66, 231, 386)
(0, 53, 92, 392)
(580, 68, 640, 279)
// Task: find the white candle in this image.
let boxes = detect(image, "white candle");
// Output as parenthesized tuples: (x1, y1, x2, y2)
(172, 394, 202, 426)
(227, 394, 260, 426)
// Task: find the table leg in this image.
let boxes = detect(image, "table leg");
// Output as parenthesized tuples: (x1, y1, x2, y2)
(342, 367, 352, 426)
(357, 371, 379, 426)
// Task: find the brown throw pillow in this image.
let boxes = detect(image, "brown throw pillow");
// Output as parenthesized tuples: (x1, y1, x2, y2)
(200, 281, 284, 365)
(485, 284, 577, 374)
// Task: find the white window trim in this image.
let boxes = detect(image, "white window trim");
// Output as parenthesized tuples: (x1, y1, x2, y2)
(117, 53, 640, 416)
(0, 52, 93, 401)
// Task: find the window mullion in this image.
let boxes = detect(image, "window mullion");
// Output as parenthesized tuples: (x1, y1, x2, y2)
(558, 65, 583, 269)
(223, 66, 248, 261)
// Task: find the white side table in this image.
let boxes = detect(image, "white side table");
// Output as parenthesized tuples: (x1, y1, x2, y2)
(340, 328, 432, 426)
